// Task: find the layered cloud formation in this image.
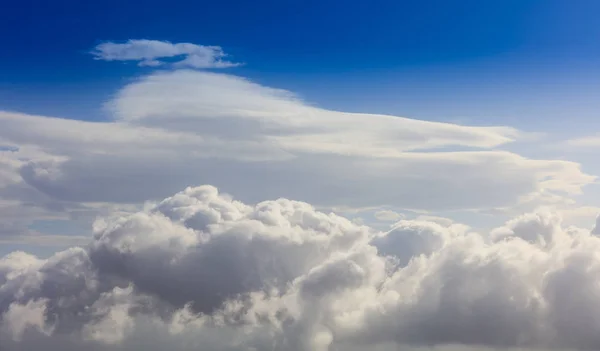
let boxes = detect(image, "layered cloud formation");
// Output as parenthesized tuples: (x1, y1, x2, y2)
(0, 69, 595, 246)
(2, 185, 600, 350)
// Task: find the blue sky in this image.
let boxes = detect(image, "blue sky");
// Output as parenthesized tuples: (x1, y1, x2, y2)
(2, 0, 600, 130)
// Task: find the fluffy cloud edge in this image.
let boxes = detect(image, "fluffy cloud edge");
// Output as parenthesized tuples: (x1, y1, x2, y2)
(2, 184, 600, 351)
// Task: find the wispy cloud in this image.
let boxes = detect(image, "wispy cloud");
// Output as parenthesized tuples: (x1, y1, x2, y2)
(565, 135, 600, 147)
(90, 39, 241, 69)
(374, 210, 404, 222)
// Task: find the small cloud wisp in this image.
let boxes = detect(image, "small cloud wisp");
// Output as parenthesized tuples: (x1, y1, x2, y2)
(91, 39, 241, 69)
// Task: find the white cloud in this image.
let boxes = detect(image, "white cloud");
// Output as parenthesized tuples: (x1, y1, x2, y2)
(91, 39, 240, 69)
(108, 70, 520, 155)
(0, 70, 595, 246)
(0, 71, 594, 216)
(374, 210, 404, 222)
(2, 185, 600, 350)
(539, 204, 600, 229)
(1, 299, 52, 342)
(414, 215, 455, 226)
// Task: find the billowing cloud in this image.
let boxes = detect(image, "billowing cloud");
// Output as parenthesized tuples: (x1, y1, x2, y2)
(2, 185, 600, 350)
(90, 39, 240, 68)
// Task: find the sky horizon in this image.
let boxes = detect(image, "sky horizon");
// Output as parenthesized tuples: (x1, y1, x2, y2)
(1, 1, 600, 350)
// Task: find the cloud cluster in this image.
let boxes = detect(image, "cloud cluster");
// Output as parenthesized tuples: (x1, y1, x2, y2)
(2, 185, 600, 350)
(91, 39, 240, 68)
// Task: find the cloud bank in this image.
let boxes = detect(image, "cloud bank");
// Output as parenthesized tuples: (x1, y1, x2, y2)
(91, 40, 240, 68)
(0, 69, 595, 249)
(2, 185, 600, 350)
(0, 70, 593, 219)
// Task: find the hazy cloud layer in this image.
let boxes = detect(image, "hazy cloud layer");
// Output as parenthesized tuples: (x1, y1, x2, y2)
(2, 185, 600, 350)
(565, 135, 600, 148)
(0, 70, 594, 243)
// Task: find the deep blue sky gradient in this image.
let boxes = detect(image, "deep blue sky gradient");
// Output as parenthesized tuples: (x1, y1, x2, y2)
(1, 0, 599, 129)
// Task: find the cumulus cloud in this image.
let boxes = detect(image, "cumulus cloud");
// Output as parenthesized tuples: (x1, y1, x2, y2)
(2, 185, 600, 350)
(91, 39, 240, 68)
